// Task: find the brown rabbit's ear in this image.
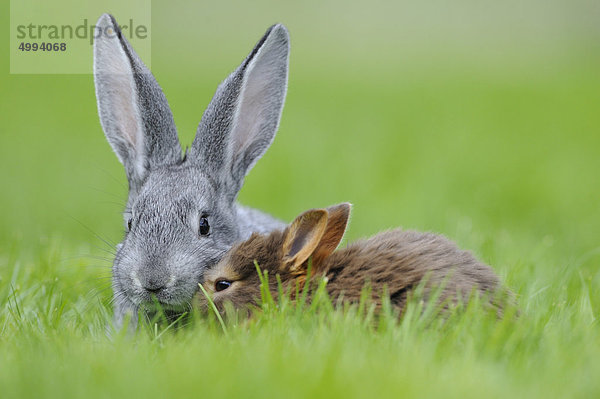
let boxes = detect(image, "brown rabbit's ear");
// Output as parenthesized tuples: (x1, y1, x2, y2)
(311, 203, 351, 267)
(282, 209, 329, 272)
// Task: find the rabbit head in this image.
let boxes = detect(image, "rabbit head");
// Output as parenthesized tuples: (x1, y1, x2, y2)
(93, 14, 289, 328)
(198, 204, 351, 314)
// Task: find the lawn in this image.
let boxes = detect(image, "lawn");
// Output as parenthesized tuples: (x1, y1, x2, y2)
(1, 1, 599, 398)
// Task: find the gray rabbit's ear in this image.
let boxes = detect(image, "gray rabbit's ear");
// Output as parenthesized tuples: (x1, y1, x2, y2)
(188, 24, 290, 199)
(93, 14, 181, 192)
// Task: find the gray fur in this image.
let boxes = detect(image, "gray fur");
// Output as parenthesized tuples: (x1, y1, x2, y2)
(188, 23, 289, 198)
(93, 14, 289, 329)
(93, 14, 181, 196)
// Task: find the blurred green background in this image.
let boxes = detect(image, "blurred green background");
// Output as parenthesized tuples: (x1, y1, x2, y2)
(1, 0, 599, 397)
(1, 0, 599, 254)
(2, 1, 599, 253)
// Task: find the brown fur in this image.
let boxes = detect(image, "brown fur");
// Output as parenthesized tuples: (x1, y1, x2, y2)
(197, 204, 506, 317)
(282, 209, 328, 271)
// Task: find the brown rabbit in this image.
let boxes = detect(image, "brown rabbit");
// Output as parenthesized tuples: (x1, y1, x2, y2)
(197, 203, 505, 317)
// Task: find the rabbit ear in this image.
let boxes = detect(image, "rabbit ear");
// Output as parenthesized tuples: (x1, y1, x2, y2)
(282, 209, 329, 272)
(93, 14, 181, 192)
(311, 203, 352, 267)
(188, 24, 289, 200)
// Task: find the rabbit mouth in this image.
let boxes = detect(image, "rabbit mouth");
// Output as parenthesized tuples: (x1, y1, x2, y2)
(140, 303, 192, 325)
(137, 287, 193, 307)
(137, 287, 194, 312)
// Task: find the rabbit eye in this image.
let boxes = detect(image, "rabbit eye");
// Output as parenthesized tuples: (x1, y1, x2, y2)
(127, 218, 133, 231)
(215, 280, 232, 292)
(199, 216, 210, 236)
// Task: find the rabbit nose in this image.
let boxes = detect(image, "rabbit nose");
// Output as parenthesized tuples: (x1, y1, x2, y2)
(144, 285, 166, 294)
(143, 279, 166, 293)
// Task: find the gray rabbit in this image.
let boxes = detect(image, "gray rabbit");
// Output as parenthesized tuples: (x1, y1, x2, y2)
(93, 14, 289, 329)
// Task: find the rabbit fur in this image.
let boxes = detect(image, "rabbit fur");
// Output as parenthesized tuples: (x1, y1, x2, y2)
(199, 204, 506, 317)
(93, 14, 289, 328)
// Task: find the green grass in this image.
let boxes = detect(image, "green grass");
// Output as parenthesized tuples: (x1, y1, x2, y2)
(1, 1, 600, 398)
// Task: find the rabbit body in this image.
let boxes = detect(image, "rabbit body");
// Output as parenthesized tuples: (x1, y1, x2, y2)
(314, 229, 500, 312)
(200, 204, 504, 316)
